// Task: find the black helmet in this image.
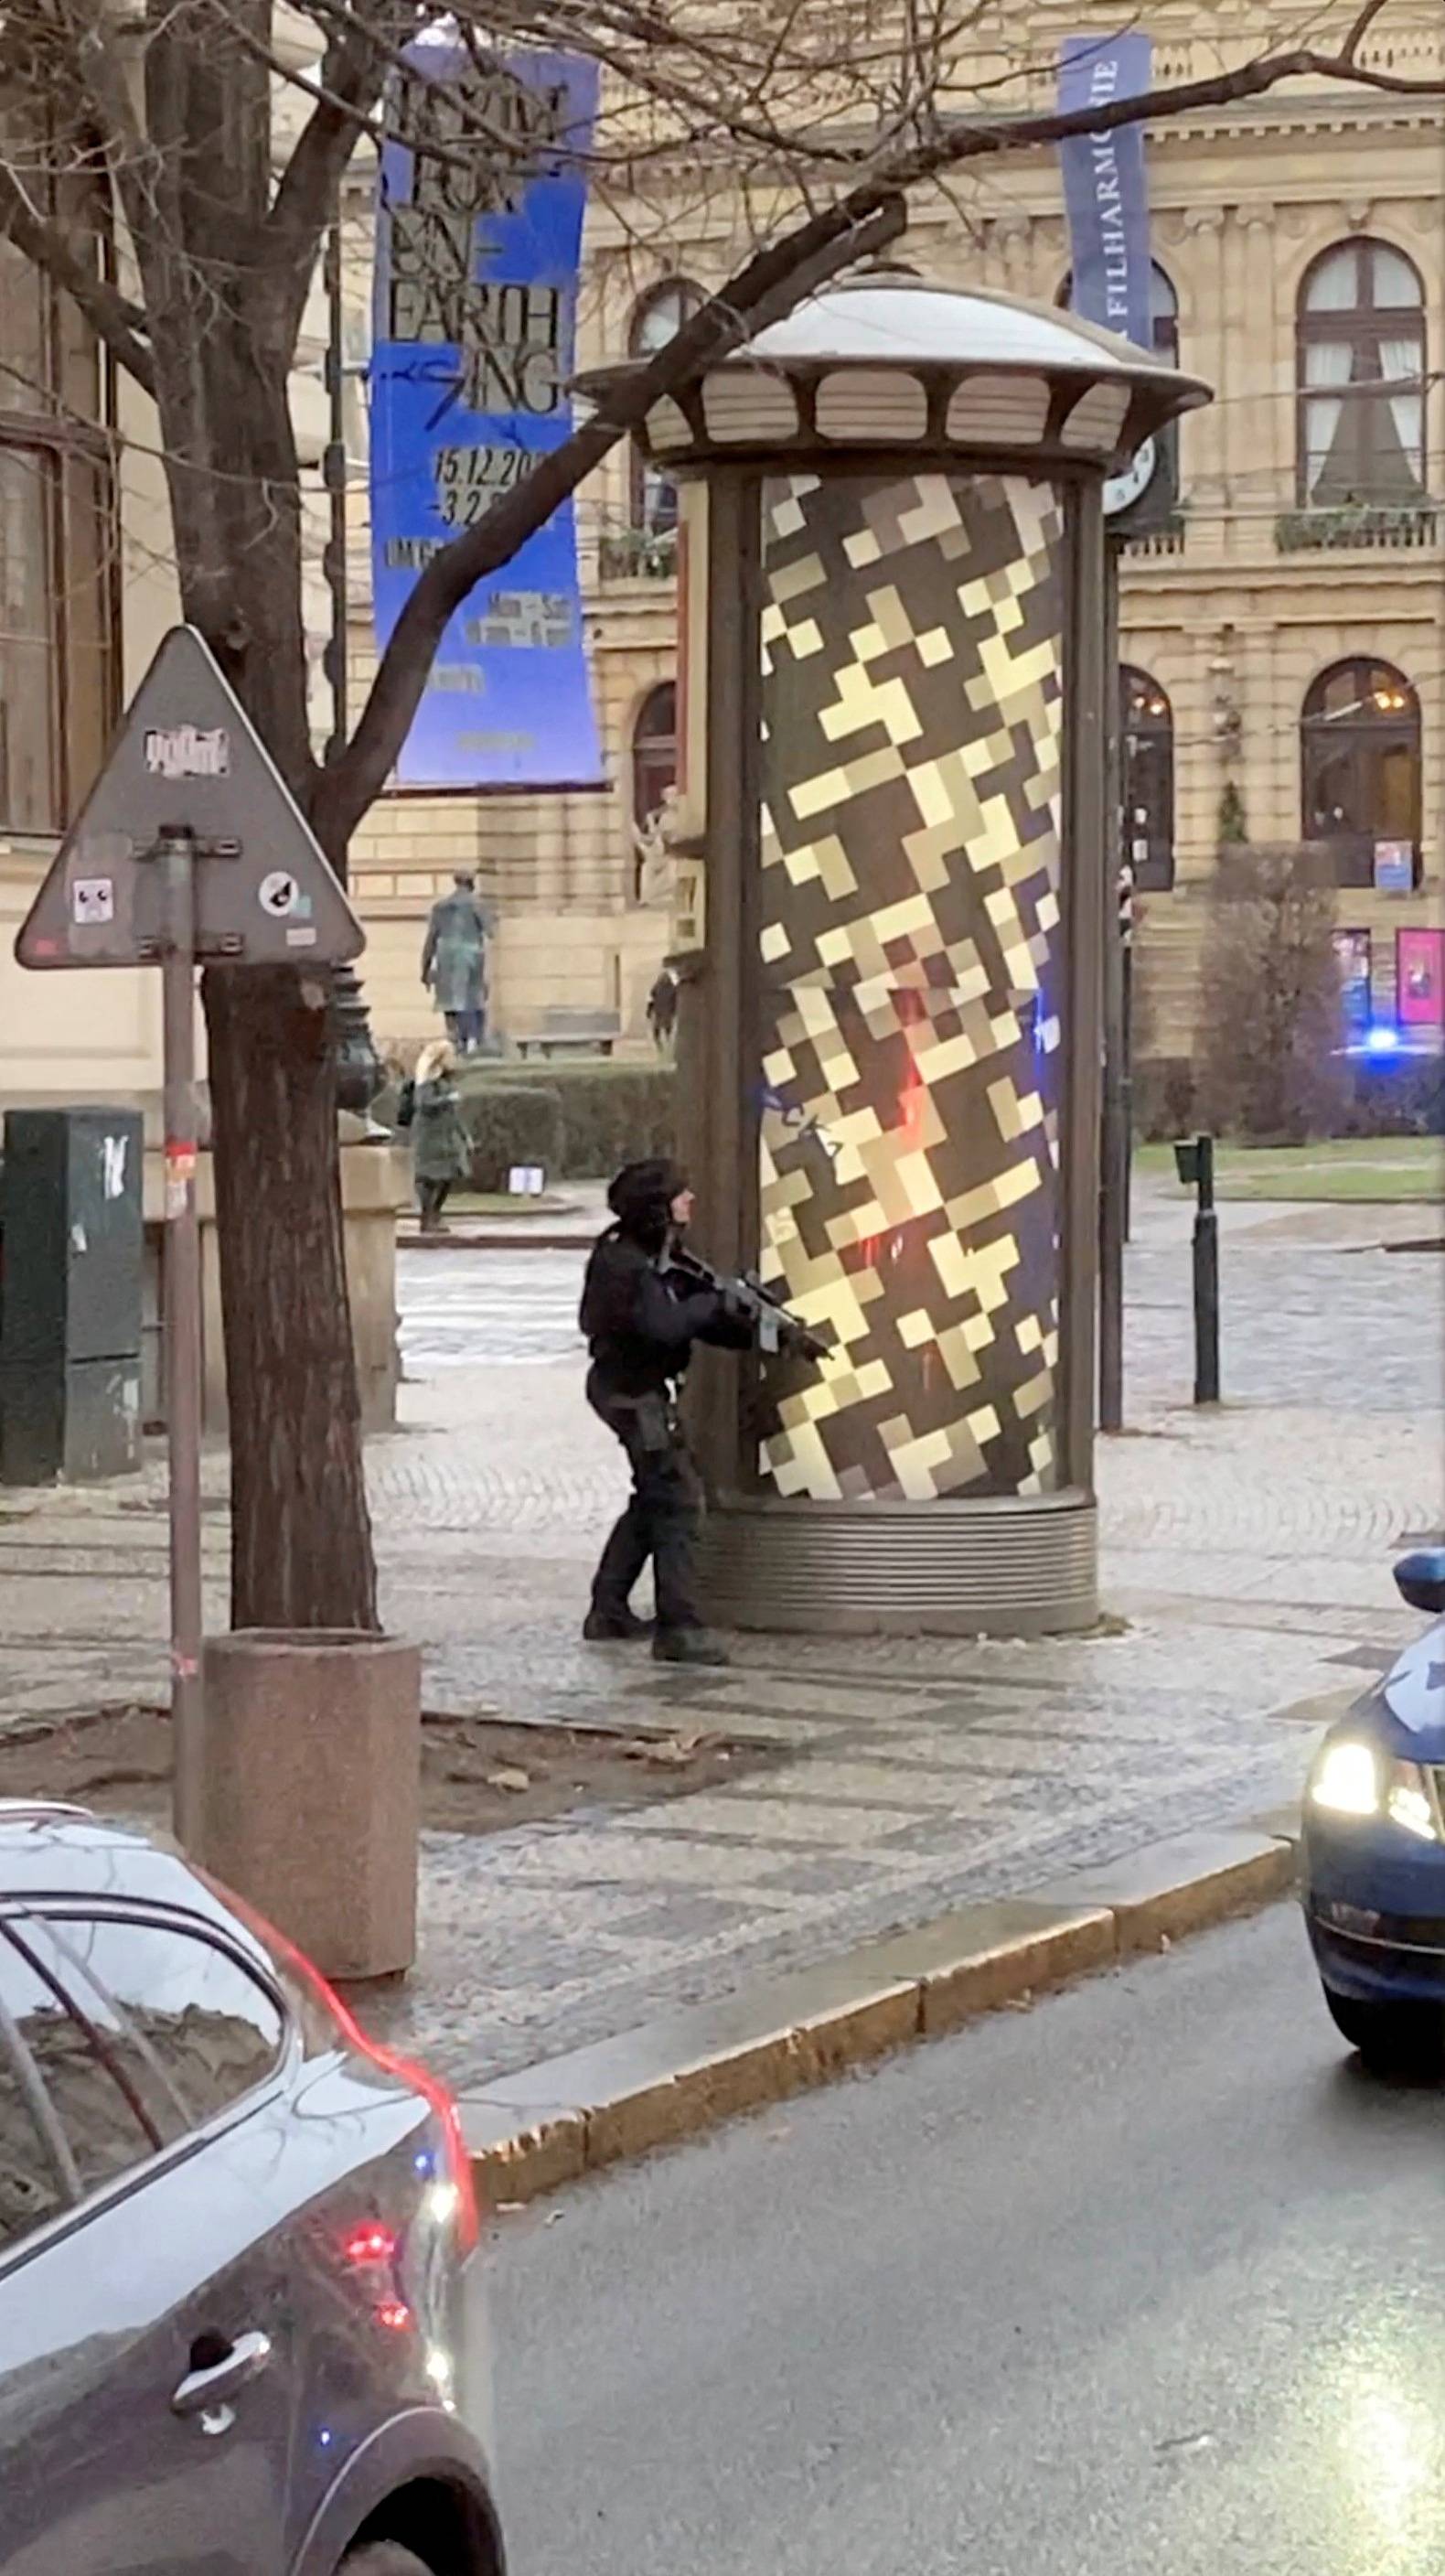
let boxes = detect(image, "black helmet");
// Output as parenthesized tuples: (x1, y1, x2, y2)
(607, 1157, 688, 1248)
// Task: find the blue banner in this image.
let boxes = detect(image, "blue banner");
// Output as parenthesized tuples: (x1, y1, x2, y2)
(369, 48, 603, 788)
(1056, 33, 1153, 350)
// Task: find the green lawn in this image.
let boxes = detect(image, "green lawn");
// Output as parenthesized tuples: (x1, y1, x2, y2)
(1137, 1136, 1444, 1203)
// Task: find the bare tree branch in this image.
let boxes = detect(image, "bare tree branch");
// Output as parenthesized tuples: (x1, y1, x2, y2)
(0, 164, 155, 395)
(315, 190, 908, 844)
(1340, 0, 1395, 59)
(61, 0, 161, 253)
(874, 43, 1445, 187)
(266, 1, 418, 301)
(313, 11, 1445, 841)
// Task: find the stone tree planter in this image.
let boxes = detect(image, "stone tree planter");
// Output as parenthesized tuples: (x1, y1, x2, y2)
(198, 1629, 422, 1980)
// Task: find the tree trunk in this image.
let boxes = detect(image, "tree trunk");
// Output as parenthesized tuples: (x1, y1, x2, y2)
(203, 963, 379, 1630)
(130, 11, 381, 1639)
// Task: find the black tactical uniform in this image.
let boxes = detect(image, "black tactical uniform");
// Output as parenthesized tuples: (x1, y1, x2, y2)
(580, 1159, 747, 1665)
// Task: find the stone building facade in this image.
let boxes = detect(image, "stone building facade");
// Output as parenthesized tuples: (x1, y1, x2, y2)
(348, 5, 1445, 1067)
(2, 5, 1440, 1093)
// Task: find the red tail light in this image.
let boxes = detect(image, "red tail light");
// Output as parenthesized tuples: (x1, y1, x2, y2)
(202, 1875, 480, 2255)
(344, 2222, 399, 2268)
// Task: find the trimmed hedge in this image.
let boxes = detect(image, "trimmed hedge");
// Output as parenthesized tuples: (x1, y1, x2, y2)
(457, 1058, 676, 1179)
(1131, 1056, 1197, 1143)
(389, 1048, 1440, 1169)
(456, 1081, 565, 1191)
(1132, 1052, 1445, 1143)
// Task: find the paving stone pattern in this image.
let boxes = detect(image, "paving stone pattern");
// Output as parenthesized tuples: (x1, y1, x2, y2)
(0, 1181, 1440, 2088)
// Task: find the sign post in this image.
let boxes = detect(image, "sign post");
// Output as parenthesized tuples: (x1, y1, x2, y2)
(15, 627, 364, 1850)
(1174, 1134, 1221, 1405)
(1057, 28, 1156, 1435)
(1097, 542, 1127, 1436)
(155, 824, 205, 1843)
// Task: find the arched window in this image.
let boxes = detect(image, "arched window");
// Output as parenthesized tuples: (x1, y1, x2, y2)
(1296, 240, 1426, 508)
(1120, 668, 1174, 892)
(631, 683, 677, 896)
(1144, 263, 1179, 368)
(1301, 658, 1421, 888)
(627, 279, 704, 543)
(1059, 261, 1178, 364)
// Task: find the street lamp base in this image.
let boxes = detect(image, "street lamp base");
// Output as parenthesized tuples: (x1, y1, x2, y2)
(699, 1488, 1097, 1638)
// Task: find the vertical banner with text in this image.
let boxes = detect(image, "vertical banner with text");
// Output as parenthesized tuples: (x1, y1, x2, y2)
(369, 48, 603, 788)
(1056, 32, 1154, 349)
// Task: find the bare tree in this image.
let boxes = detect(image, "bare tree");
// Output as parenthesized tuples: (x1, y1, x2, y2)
(0, 0, 1435, 1630)
(1196, 845, 1349, 1143)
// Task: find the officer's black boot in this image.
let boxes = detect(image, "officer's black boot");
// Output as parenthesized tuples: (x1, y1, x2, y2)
(653, 1628, 729, 1668)
(583, 1607, 653, 1642)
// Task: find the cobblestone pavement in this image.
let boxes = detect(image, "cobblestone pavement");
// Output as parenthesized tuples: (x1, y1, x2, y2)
(0, 1179, 1439, 2087)
(400, 1182, 1443, 1405)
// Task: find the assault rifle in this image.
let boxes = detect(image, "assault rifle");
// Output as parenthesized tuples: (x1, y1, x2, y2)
(669, 1247, 831, 1365)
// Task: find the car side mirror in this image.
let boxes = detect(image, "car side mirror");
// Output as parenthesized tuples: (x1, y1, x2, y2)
(1394, 1549, 1445, 1616)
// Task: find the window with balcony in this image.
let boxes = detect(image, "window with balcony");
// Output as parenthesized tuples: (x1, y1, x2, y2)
(1120, 667, 1174, 891)
(1295, 240, 1427, 522)
(0, 162, 117, 836)
(1301, 659, 1420, 888)
(600, 280, 704, 580)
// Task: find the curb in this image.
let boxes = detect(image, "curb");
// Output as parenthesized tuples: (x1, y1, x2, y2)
(398, 1229, 594, 1252)
(460, 1816, 1300, 2206)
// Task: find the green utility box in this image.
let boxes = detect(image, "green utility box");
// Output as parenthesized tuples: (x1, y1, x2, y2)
(0, 1108, 144, 1485)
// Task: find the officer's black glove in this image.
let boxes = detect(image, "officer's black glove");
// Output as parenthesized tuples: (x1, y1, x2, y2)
(780, 1318, 833, 1367)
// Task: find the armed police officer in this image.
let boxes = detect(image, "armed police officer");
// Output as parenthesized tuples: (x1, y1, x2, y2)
(580, 1158, 826, 1668)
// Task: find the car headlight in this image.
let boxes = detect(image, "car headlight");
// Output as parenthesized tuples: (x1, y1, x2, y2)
(1311, 1741, 1378, 1817)
(1310, 1741, 1440, 1841)
(1386, 1773, 1438, 1842)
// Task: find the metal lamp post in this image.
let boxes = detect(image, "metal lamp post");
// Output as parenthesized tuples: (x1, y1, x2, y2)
(323, 202, 385, 1118)
(584, 269, 1209, 1637)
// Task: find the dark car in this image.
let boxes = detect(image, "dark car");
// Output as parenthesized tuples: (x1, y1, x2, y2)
(1302, 1547, 1445, 2074)
(0, 1802, 504, 2575)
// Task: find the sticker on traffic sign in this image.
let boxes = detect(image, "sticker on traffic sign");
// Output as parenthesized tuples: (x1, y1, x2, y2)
(72, 877, 115, 925)
(144, 724, 229, 780)
(258, 871, 300, 918)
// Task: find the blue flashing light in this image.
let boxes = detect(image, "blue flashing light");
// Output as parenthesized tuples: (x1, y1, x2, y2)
(1364, 1023, 1401, 1056)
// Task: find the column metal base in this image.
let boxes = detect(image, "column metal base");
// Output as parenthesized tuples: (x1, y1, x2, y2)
(700, 1488, 1097, 1637)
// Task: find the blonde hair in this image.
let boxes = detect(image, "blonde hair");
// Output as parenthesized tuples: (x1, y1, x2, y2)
(414, 1039, 455, 1085)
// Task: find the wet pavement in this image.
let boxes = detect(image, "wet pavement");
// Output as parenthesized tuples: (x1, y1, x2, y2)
(0, 1178, 1439, 2088)
(483, 1905, 1445, 2576)
(398, 1251, 583, 1372)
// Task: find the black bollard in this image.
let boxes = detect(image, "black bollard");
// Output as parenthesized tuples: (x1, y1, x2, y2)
(1173, 1132, 1221, 1405)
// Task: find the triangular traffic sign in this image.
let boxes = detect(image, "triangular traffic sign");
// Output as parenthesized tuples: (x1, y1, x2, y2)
(16, 627, 365, 971)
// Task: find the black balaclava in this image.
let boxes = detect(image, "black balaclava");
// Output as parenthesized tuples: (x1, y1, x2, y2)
(608, 1158, 688, 1255)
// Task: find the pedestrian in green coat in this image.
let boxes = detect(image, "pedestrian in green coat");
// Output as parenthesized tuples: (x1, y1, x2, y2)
(410, 1039, 468, 1232)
